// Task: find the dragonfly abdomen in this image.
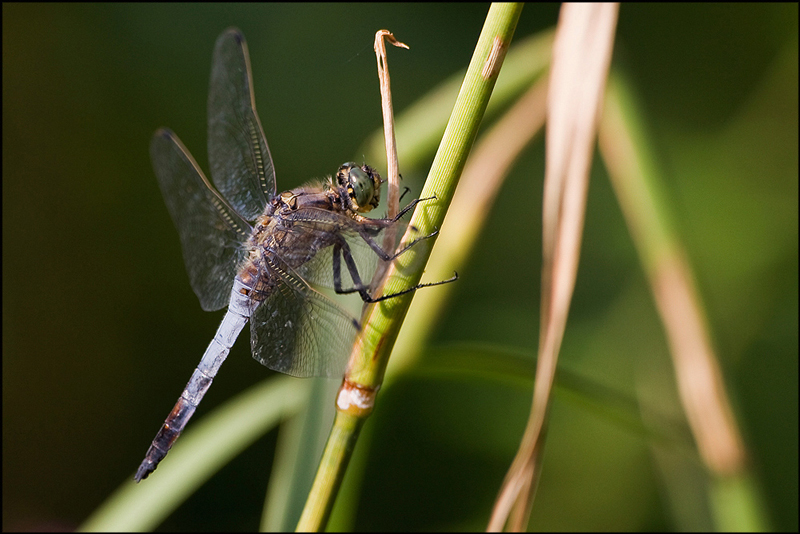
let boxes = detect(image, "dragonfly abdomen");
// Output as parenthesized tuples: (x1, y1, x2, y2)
(134, 391, 200, 481)
(134, 282, 253, 482)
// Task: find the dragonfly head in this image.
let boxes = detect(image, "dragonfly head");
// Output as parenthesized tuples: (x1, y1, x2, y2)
(336, 162, 382, 214)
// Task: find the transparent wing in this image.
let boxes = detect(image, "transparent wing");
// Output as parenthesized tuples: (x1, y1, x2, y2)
(151, 128, 252, 311)
(249, 256, 359, 378)
(208, 27, 275, 220)
(289, 209, 410, 291)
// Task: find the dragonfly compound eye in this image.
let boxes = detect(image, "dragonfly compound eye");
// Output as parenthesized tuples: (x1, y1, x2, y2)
(346, 165, 380, 213)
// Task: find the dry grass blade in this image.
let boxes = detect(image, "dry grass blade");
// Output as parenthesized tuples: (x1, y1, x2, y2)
(488, 3, 619, 531)
(369, 30, 408, 291)
(373, 30, 408, 220)
(598, 77, 746, 477)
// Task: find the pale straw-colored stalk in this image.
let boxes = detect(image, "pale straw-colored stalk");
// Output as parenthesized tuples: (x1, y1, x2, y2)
(488, 4, 619, 531)
(599, 73, 766, 531)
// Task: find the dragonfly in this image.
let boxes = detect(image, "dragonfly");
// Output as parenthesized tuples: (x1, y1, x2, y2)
(135, 28, 453, 482)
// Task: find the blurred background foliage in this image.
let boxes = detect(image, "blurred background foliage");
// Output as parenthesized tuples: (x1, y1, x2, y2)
(3, 3, 797, 531)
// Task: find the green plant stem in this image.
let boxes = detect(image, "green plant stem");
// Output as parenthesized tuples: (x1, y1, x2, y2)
(296, 412, 364, 531)
(295, 3, 524, 531)
(351, 2, 524, 389)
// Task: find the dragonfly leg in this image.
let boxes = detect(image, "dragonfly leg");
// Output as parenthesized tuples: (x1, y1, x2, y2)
(332, 241, 373, 302)
(398, 186, 411, 203)
(355, 224, 440, 262)
(391, 194, 437, 222)
(364, 271, 459, 303)
(332, 239, 458, 303)
(351, 194, 441, 261)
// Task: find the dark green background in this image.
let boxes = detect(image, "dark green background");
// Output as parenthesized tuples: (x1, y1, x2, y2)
(3, 3, 797, 531)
